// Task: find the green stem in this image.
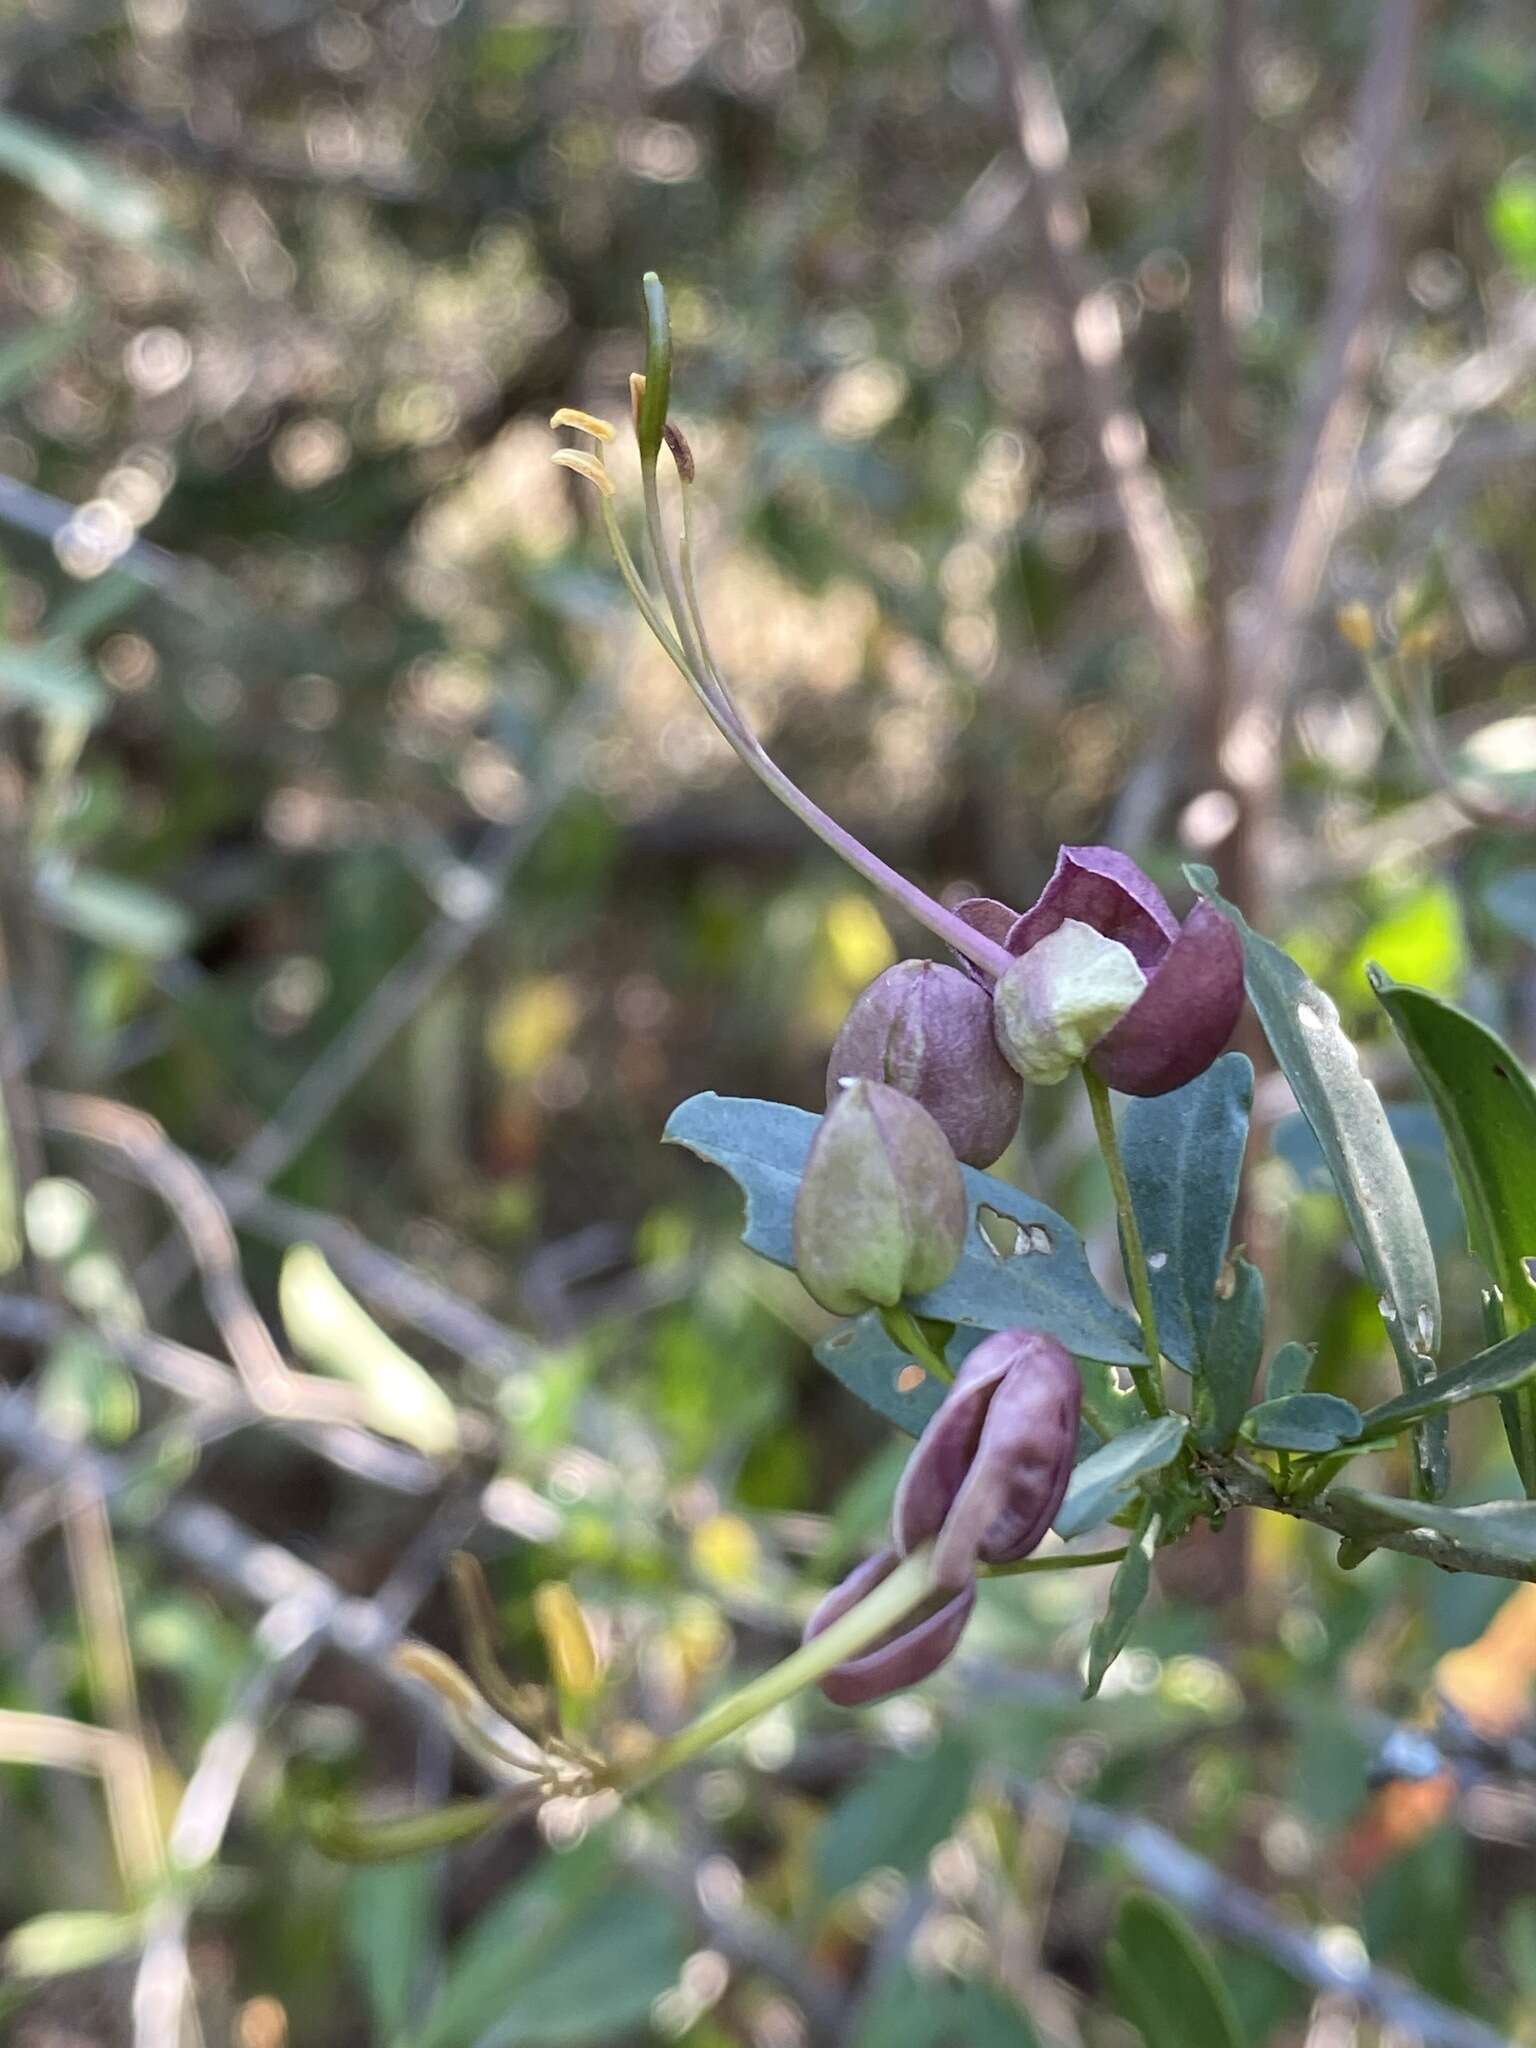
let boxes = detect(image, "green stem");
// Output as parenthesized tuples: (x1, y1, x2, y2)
(878, 1306, 955, 1384)
(986, 1546, 1127, 1578)
(1082, 1068, 1167, 1419)
(617, 1545, 937, 1793)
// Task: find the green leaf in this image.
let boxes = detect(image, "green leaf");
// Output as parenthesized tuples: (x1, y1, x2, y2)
(1187, 870, 1444, 1496)
(852, 1968, 1041, 2048)
(2, 1909, 144, 1978)
(1055, 1418, 1187, 1539)
(35, 864, 192, 959)
(814, 1316, 968, 1435)
(1489, 165, 1536, 277)
(665, 1093, 1145, 1363)
(813, 1735, 974, 1900)
(345, 1862, 436, 2039)
(415, 1831, 687, 2048)
(1106, 1892, 1244, 2048)
(1243, 1393, 1364, 1454)
(1192, 1257, 1264, 1452)
(1265, 1342, 1314, 1402)
(1121, 1054, 1252, 1371)
(1359, 1323, 1536, 1439)
(309, 1797, 506, 1865)
(1085, 1504, 1159, 1697)
(1328, 1490, 1536, 1571)
(0, 109, 167, 246)
(280, 1245, 460, 1457)
(1370, 970, 1536, 1493)
(0, 641, 108, 721)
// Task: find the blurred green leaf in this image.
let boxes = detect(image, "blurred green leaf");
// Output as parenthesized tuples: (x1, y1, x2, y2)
(345, 1861, 436, 2039)
(414, 1832, 686, 2048)
(1122, 1054, 1252, 1373)
(280, 1245, 460, 1457)
(664, 1093, 1146, 1366)
(36, 1332, 139, 1445)
(0, 109, 166, 245)
(1107, 1892, 1244, 2048)
(0, 642, 108, 722)
(0, 310, 88, 405)
(1343, 882, 1465, 1001)
(1371, 970, 1536, 1492)
(2, 1909, 145, 1978)
(1189, 870, 1444, 1496)
(852, 1967, 1041, 2047)
(34, 864, 192, 959)
(1085, 1503, 1160, 1698)
(1193, 1257, 1264, 1452)
(814, 1736, 974, 1901)
(1489, 163, 1536, 276)
(1055, 1417, 1186, 1540)
(309, 1797, 505, 1865)
(1243, 1393, 1363, 1454)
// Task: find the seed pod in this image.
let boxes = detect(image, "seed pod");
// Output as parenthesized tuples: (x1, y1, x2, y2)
(894, 1327, 1081, 1586)
(792, 1080, 967, 1315)
(803, 1546, 975, 1706)
(987, 847, 1245, 1097)
(828, 960, 1022, 1168)
(992, 921, 1148, 1086)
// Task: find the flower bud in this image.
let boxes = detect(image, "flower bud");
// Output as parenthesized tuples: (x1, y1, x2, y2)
(803, 1547, 975, 1706)
(894, 1328, 1081, 1586)
(992, 921, 1147, 1085)
(984, 847, 1245, 1097)
(792, 1080, 967, 1315)
(828, 960, 1022, 1168)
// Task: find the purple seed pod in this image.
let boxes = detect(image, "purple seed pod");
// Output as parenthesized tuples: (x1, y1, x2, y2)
(978, 847, 1244, 1097)
(792, 1079, 967, 1316)
(828, 960, 1022, 1168)
(803, 1546, 976, 1706)
(893, 1328, 1082, 1587)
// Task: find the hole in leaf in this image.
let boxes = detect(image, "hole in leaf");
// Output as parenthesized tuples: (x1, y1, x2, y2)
(894, 1364, 926, 1395)
(1146, 1250, 1168, 1271)
(978, 1207, 1052, 1258)
(1377, 1296, 1397, 1323)
(1297, 1002, 1324, 1030)
(1523, 1257, 1536, 1287)
(826, 1330, 855, 1351)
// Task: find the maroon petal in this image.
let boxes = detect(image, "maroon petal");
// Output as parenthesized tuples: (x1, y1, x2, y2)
(1005, 847, 1178, 972)
(1087, 900, 1245, 1096)
(804, 1548, 976, 1706)
(892, 1329, 1081, 1585)
(935, 1336, 1080, 1579)
(949, 897, 1020, 986)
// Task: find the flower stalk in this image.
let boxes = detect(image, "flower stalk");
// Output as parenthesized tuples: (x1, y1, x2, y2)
(1082, 1068, 1167, 1418)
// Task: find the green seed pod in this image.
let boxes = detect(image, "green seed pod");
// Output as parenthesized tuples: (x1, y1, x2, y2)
(992, 919, 1147, 1086)
(792, 1080, 967, 1315)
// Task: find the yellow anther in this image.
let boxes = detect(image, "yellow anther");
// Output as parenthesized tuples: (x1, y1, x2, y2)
(1334, 603, 1376, 654)
(534, 1582, 601, 1698)
(549, 406, 616, 443)
(551, 449, 616, 497)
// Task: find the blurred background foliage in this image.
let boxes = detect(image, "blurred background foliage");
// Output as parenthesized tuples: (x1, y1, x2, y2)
(1, 0, 1536, 2043)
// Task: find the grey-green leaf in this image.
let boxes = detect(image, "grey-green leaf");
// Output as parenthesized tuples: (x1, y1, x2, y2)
(1370, 969, 1536, 1493)
(665, 1093, 1145, 1363)
(1243, 1392, 1363, 1454)
(1085, 1504, 1159, 1697)
(814, 1316, 973, 1435)
(813, 1736, 973, 1900)
(1192, 1257, 1264, 1452)
(1055, 1417, 1187, 1540)
(1265, 1341, 1314, 1402)
(1359, 1323, 1536, 1440)
(1187, 868, 1444, 1496)
(1121, 1053, 1251, 1371)
(1328, 1490, 1536, 1572)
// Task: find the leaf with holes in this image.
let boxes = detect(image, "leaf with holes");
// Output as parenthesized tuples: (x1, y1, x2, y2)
(1054, 1416, 1187, 1539)
(1187, 870, 1445, 1497)
(665, 1094, 1145, 1363)
(1370, 970, 1536, 1494)
(1121, 1053, 1251, 1372)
